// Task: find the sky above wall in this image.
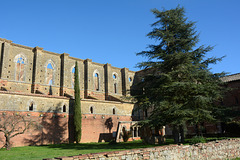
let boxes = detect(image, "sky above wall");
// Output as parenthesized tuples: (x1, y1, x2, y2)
(1, 0, 239, 74)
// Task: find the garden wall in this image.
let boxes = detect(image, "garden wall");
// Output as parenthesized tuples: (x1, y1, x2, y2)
(45, 139, 240, 160)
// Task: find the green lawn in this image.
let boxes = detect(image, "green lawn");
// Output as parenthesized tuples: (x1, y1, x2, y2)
(0, 137, 233, 160)
(0, 140, 167, 160)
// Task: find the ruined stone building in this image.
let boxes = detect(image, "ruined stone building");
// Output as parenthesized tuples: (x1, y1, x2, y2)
(0, 38, 142, 147)
(0, 37, 239, 147)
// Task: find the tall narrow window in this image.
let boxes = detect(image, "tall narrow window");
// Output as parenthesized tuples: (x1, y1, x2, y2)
(113, 108, 116, 115)
(29, 103, 33, 111)
(71, 66, 75, 88)
(16, 56, 25, 81)
(46, 62, 54, 85)
(94, 73, 99, 91)
(63, 105, 66, 112)
(114, 83, 117, 94)
(90, 106, 93, 114)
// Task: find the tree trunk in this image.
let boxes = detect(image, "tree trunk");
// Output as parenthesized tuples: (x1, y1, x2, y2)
(172, 125, 179, 144)
(195, 123, 200, 136)
(179, 125, 185, 143)
(5, 135, 10, 150)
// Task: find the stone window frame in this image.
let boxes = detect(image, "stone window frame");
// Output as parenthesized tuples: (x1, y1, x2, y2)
(93, 69, 100, 91)
(112, 72, 118, 94)
(45, 59, 56, 85)
(14, 53, 27, 82)
(27, 100, 36, 112)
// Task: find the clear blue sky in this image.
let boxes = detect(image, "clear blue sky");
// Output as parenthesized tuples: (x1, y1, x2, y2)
(1, 0, 240, 74)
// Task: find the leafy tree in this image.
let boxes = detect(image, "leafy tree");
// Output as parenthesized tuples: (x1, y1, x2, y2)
(73, 61, 82, 143)
(0, 112, 36, 150)
(135, 6, 225, 143)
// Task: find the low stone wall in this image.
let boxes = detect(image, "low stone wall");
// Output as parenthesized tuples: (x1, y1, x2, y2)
(44, 139, 240, 160)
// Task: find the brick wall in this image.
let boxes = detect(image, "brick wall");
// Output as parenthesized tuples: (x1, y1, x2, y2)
(45, 139, 240, 160)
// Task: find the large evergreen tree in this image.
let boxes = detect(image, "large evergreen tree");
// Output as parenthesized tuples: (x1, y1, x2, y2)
(135, 6, 225, 143)
(73, 61, 82, 143)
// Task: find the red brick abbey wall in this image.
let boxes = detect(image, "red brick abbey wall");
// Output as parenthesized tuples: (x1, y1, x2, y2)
(0, 111, 133, 147)
(81, 114, 132, 143)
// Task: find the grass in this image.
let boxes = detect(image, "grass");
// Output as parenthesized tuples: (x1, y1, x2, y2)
(0, 137, 234, 160)
(0, 140, 168, 160)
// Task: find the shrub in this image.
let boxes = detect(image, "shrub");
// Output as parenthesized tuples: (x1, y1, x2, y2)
(190, 136, 206, 144)
(122, 130, 131, 142)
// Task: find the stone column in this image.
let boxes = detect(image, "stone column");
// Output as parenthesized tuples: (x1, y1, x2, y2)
(32, 46, 43, 93)
(104, 63, 111, 100)
(0, 39, 12, 79)
(60, 53, 69, 96)
(84, 58, 92, 98)
(121, 67, 129, 96)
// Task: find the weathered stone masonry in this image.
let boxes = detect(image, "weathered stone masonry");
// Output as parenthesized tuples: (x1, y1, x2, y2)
(0, 38, 140, 146)
(45, 139, 240, 160)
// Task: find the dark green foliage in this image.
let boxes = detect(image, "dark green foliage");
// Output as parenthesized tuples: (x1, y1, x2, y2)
(135, 6, 226, 143)
(189, 136, 206, 144)
(73, 61, 82, 143)
(122, 130, 131, 142)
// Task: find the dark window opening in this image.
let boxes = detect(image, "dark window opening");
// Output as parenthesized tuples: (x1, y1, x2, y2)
(29, 103, 33, 111)
(63, 105, 66, 112)
(114, 83, 117, 94)
(90, 107, 93, 114)
(113, 108, 115, 115)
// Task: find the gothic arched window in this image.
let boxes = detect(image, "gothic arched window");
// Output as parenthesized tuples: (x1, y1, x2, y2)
(63, 105, 66, 113)
(14, 54, 26, 82)
(29, 103, 33, 111)
(71, 66, 75, 88)
(114, 83, 117, 94)
(45, 60, 55, 85)
(94, 73, 99, 91)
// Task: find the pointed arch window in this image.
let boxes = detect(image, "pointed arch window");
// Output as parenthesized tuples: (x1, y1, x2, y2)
(46, 60, 55, 85)
(29, 103, 33, 111)
(94, 73, 99, 91)
(63, 105, 66, 113)
(15, 55, 26, 81)
(71, 66, 75, 88)
(47, 63, 53, 69)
